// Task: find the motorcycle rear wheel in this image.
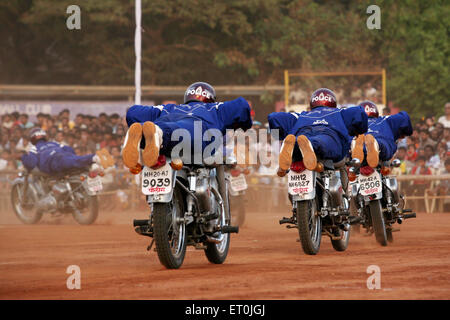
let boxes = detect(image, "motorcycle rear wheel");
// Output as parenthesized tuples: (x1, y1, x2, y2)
(205, 183, 231, 264)
(369, 200, 388, 246)
(72, 195, 99, 225)
(153, 188, 187, 269)
(296, 199, 322, 255)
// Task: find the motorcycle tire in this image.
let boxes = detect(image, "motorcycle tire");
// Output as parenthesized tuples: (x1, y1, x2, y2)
(11, 183, 42, 224)
(331, 228, 350, 251)
(205, 175, 231, 264)
(296, 199, 322, 255)
(153, 188, 187, 269)
(72, 195, 99, 225)
(369, 200, 388, 246)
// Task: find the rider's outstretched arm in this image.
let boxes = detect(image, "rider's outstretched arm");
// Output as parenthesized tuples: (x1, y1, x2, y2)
(340, 106, 368, 136)
(386, 111, 413, 140)
(21, 146, 38, 171)
(126, 104, 168, 127)
(216, 97, 252, 131)
(267, 112, 298, 140)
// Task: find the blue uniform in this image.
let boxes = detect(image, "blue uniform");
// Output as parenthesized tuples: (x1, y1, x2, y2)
(126, 97, 252, 155)
(268, 106, 368, 162)
(21, 140, 94, 175)
(366, 111, 413, 161)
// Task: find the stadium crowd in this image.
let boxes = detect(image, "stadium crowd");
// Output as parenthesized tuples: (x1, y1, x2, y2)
(1, 101, 449, 212)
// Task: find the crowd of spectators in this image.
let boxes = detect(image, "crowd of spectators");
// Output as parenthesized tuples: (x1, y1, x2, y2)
(394, 102, 450, 211)
(1, 101, 449, 212)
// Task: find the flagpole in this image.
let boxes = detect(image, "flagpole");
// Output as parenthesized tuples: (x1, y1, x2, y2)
(134, 0, 142, 105)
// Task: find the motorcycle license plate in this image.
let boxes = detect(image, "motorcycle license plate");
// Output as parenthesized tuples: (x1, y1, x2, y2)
(288, 170, 313, 195)
(141, 163, 173, 195)
(230, 174, 247, 192)
(87, 176, 103, 192)
(358, 171, 382, 196)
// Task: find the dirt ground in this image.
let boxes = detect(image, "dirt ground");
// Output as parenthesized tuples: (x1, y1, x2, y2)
(0, 204, 449, 300)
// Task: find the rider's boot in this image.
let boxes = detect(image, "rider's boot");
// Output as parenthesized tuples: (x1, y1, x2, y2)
(364, 134, 379, 168)
(297, 135, 317, 171)
(278, 134, 296, 176)
(94, 149, 114, 169)
(142, 121, 163, 168)
(122, 122, 143, 169)
(351, 134, 365, 164)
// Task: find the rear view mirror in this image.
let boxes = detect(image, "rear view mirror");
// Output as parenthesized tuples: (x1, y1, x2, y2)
(391, 159, 401, 168)
(349, 158, 361, 168)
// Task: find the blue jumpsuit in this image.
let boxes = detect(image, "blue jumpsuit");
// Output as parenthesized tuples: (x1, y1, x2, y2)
(366, 111, 413, 161)
(268, 106, 368, 162)
(126, 97, 252, 155)
(21, 140, 94, 175)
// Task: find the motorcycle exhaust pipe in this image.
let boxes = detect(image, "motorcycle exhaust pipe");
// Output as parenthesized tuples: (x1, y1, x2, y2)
(338, 223, 350, 231)
(221, 225, 239, 234)
(133, 219, 149, 227)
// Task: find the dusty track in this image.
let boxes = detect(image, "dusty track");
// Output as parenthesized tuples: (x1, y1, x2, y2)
(0, 207, 449, 299)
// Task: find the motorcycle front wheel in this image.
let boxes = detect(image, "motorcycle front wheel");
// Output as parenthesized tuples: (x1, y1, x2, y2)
(153, 188, 187, 269)
(296, 199, 322, 255)
(11, 183, 41, 224)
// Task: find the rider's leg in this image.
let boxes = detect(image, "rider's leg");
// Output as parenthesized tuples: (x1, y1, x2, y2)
(49, 153, 95, 173)
(297, 133, 343, 170)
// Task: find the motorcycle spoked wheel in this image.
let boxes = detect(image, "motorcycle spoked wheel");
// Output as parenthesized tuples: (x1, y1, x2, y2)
(11, 183, 42, 224)
(369, 200, 388, 246)
(153, 187, 187, 269)
(71, 189, 99, 225)
(296, 198, 322, 255)
(204, 185, 231, 264)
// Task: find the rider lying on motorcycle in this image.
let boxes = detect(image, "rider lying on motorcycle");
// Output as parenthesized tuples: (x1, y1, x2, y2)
(353, 100, 413, 168)
(122, 82, 253, 171)
(268, 88, 368, 176)
(21, 128, 114, 175)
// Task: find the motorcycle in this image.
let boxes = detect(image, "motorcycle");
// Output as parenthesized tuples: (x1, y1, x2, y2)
(10, 166, 102, 225)
(279, 158, 352, 255)
(227, 166, 250, 227)
(347, 159, 416, 246)
(133, 155, 239, 269)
